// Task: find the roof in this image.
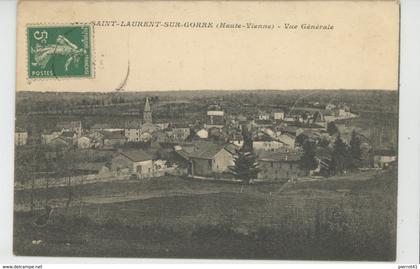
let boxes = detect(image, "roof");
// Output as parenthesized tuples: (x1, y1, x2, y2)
(280, 133, 296, 139)
(49, 136, 72, 145)
(15, 127, 27, 133)
(125, 121, 142, 129)
(188, 143, 225, 159)
(224, 143, 239, 154)
(144, 97, 151, 112)
(98, 130, 126, 140)
(254, 136, 274, 142)
(42, 128, 62, 134)
(175, 149, 190, 160)
(279, 126, 300, 134)
(258, 150, 302, 162)
(57, 121, 81, 129)
(171, 123, 190, 129)
(254, 119, 273, 125)
(120, 150, 153, 162)
(61, 131, 76, 138)
(188, 142, 237, 160)
(298, 130, 322, 139)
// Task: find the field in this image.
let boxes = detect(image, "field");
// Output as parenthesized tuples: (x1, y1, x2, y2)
(14, 167, 397, 260)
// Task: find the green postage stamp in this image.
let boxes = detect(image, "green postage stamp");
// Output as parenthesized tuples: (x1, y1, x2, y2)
(27, 25, 92, 78)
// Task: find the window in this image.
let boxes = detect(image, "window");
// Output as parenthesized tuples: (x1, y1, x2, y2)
(136, 165, 142, 173)
(271, 162, 273, 168)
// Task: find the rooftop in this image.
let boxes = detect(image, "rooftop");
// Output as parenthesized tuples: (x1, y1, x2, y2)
(98, 130, 126, 139)
(188, 142, 238, 160)
(258, 150, 302, 162)
(120, 149, 153, 162)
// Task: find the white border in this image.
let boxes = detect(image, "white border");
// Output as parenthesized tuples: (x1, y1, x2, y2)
(0, 0, 419, 266)
(397, 0, 420, 263)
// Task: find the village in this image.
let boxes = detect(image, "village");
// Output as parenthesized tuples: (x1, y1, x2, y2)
(14, 93, 397, 190)
(13, 91, 399, 259)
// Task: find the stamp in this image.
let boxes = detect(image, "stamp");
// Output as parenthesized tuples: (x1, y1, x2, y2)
(27, 25, 92, 78)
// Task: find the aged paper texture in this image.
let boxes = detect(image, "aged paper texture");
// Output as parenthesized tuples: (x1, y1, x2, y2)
(14, 0, 399, 260)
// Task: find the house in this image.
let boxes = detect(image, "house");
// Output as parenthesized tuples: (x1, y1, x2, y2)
(61, 131, 77, 139)
(187, 142, 237, 177)
(48, 136, 73, 148)
(205, 106, 225, 129)
(208, 127, 227, 141)
(325, 103, 336, 111)
(283, 117, 295, 123)
(74, 162, 110, 176)
(257, 150, 304, 181)
(253, 139, 286, 152)
(196, 128, 209, 139)
(260, 128, 276, 139)
(125, 127, 141, 142)
(90, 130, 127, 148)
(15, 128, 28, 146)
(101, 131, 127, 148)
(170, 123, 191, 142)
(373, 149, 397, 169)
(273, 110, 285, 121)
(296, 130, 323, 145)
(155, 122, 170, 130)
(278, 125, 304, 137)
(253, 119, 273, 129)
(90, 123, 111, 131)
(278, 133, 296, 148)
(111, 149, 154, 175)
(57, 121, 82, 137)
(77, 136, 93, 149)
(124, 120, 141, 142)
(154, 130, 171, 143)
(258, 112, 270, 121)
(41, 129, 62, 144)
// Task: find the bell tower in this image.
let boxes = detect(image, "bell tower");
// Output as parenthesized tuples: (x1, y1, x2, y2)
(143, 97, 152, 124)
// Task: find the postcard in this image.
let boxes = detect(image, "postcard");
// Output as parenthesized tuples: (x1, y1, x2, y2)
(14, 0, 399, 260)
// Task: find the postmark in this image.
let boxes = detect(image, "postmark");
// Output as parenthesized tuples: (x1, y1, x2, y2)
(27, 25, 92, 79)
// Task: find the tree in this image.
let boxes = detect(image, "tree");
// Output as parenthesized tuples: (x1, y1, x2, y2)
(327, 121, 339, 136)
(229, 150, 260, 184)
(330, 134, 351, 175)
(229, 125, 260, 184)
(349, 130, 362, 169)
(319, 136, 331, 148)
(300, 140, 318, 175)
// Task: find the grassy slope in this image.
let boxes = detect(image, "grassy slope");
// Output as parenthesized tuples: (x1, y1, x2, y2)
(14, 168, 397, 260)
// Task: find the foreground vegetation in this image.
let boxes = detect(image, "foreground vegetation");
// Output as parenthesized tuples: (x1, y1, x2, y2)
(14, 167, 397, 260)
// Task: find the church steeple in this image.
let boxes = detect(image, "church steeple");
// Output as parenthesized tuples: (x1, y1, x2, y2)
(143, 97, 152, 124)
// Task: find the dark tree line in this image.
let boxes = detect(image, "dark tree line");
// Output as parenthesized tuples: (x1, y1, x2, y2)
(300, 129, 363, 177)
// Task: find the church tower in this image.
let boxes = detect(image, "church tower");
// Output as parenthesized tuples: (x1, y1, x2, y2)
(143, 97, 152, 124)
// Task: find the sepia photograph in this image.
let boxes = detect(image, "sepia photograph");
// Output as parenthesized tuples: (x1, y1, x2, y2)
(13, 89, 398, 260)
